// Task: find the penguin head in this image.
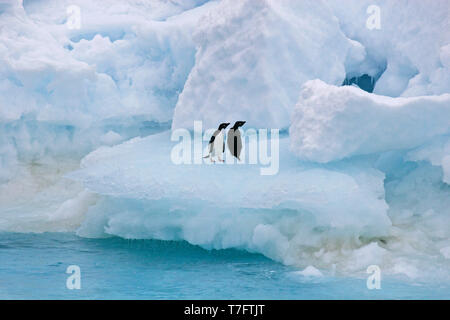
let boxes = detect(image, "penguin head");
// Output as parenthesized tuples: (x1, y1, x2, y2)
(218, 122, 230, 130)
(232, 121, 246, 129)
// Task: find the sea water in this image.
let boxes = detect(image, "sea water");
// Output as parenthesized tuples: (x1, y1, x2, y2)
(0, 232, 448, 300)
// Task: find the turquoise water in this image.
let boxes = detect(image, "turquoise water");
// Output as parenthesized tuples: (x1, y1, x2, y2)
(0, 232, 448, 299)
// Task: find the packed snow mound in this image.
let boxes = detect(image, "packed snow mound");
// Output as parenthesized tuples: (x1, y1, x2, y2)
(1, 0, 216, 124)
(290, 80, 450, 163)
(325, 0, 450, 97)
(173, 0, 450, 132)
(172, 0, 356, 130)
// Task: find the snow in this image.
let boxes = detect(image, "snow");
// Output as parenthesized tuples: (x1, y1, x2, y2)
(290, 80, 450, 163)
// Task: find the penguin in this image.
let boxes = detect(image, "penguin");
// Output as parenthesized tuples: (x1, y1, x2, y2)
(227, 121, 246, 161)
(204, 122, 230, 162)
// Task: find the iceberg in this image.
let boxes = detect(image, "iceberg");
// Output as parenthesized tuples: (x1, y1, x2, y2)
(0, 0, 449, 284)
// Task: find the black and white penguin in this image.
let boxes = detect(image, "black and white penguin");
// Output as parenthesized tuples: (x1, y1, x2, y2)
(227, 121, 246, 161)
(204, 122, 230, 162)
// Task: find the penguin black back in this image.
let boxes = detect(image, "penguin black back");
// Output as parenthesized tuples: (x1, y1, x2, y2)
(227, 121, 246, 160)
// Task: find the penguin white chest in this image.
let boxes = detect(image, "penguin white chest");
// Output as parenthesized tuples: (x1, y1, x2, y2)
(212, 131, 224, 156)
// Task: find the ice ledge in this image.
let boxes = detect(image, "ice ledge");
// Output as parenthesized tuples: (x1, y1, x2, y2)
(290, 80, 450, 163)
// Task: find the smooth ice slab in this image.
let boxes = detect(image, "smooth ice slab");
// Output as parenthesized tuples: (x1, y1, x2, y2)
(67, 130, 392, 267)
(69, 131, 389, 229)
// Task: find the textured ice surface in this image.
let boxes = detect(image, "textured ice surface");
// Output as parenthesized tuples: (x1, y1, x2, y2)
(0, 0, 215, 182)
(2, 0, 448, 168)
(0, 0, 214, 224)
(325, 0, 450, 97)
(407, 135, 450, 184)
(0, 0, 214, 124)
(173, 0, 450, 130)
(290, 80, 450, 163)
(172, 0, 354, 130)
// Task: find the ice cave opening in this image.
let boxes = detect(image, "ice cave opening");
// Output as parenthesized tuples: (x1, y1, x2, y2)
(342, 74, 377, 93)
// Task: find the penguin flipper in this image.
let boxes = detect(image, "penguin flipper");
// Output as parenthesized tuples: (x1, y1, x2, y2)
(208, 130, 220, 144)
(209, 141, 214, 154)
